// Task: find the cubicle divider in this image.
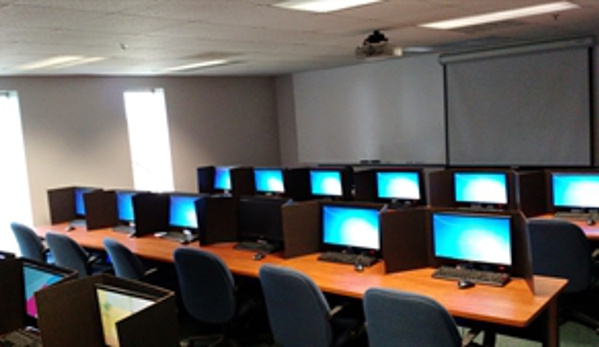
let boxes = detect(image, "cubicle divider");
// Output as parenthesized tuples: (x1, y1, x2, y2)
(281, 200, 321, 258)
(84, 190, 119, 230)
(427, 170, 454, 207)
(230, 167, 255, 197)
(47, 186, 101, 224)
(516, 170, 548, 216)
(196, 166, 216, 194)
(36, 274, 178, 347)
(196, 195, 239, 245)
(132, 193, 169, 237)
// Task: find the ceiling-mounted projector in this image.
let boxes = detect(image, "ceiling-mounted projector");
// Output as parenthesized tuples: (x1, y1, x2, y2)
(355, 30, 402, 60)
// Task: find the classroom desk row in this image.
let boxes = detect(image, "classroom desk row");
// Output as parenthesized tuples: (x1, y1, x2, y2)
(35, 223, 567, 347)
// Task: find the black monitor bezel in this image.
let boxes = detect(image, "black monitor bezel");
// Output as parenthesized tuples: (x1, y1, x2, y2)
(374, 168, 425, 206)
(451, 169, 514, 210)
(167, 193, 203, 232)
(253, 167, 287, 196)
(319, 202, 383, 257)
(213, 166, 234, 193)
(308, 166, 353, 200)
(430, 211, 514, 272)
(236, 196, 289, 244)
(548, 170, 599, 213)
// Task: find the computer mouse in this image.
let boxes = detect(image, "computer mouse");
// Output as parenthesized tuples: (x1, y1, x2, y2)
(354, 263, 364, 272)
(179, 239, 189, 245)
(457, 279, 475, 289)
(64, 225, 75, 232)
(253, 252, 265, 261)
(586, 218, 595, 226)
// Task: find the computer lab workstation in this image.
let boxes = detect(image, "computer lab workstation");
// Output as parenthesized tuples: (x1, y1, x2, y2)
(17, 164, 598, 347)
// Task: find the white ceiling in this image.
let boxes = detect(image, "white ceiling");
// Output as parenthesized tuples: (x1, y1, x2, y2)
(0, 0, 598, 76)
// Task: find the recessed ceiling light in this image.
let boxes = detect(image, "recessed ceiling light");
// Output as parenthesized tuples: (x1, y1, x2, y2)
(273, 0, 382, 13)
(163, 59, 230, 72)
(15, 56, 105, 71)
(419, 1, 580, 30)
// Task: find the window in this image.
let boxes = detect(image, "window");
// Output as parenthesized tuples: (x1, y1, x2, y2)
(123, 89, 174, 192)
(0, 91, 33, 255)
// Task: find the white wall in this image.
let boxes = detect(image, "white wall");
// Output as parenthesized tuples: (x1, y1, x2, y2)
(0, 76, 279, 225)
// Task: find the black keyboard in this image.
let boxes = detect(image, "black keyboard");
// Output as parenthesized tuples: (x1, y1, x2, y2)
(318, 252, 377, 267)
(432, 266, 510, 287)
(554, 211, 596, 221)
(0, 329, 42, 347)
(234, 241, 279, 254)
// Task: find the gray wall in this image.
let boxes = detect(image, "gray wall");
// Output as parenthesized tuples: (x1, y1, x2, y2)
(0, 76, 279, 225)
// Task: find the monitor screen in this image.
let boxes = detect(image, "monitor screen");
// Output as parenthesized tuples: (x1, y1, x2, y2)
(551, 172, 599, 210)
(213, 166, 232, 191)
(310, 170, 343, 197)
(169, 195, 199, 229)
(237, 197, 287, 242)
(376, 171, 421, 201)
(23, 262, 70, 318)
(116, 191, 136, 223)
(432, 212, 512, 266)
(254, 168, 285, 194)
(321, 205, 381, 251)
(74, 187, 94, 216)
(454, 172, 508, 205)
(95, 284, 157, 347)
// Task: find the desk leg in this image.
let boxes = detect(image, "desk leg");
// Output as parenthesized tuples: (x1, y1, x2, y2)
(542, 297, 559, 347)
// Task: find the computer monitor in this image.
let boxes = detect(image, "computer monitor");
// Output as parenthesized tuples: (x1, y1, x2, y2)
(254, 168, 285, 195)
(321, 204, 381, 253)
(431, 212, 513, 268)
(550, 172, 599, 211)
(213, 166, 232, 193)
(95, 283, 159, 347)
(310, 170, 343, 198)
(115, 190, 137, 224)
(237, 196, 288, 245)
(23, 260, 74, 319)
(168, 194, 200, 231)
(453, 171, 509, 208)
(74, 187, 95, 217)
(376, 170, 422, 204)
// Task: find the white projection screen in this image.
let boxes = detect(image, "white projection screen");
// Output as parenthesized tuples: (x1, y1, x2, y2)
(443, 38, 593, 166)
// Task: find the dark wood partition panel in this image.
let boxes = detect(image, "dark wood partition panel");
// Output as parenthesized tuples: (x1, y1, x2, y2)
(427, 170, 453, 207)
(0, 258, 25, 334)
(230, 167, 255, 197)
(196, 166, 215, 194)
(132, 193, 169, 237)
(281, 201, 321, 258)
(47, 187, 76, 224)
(197, 196, 239, 245)
(84, 191, 118, 230)
(516, 170, 548, 217)
(381, 207, 430, 274)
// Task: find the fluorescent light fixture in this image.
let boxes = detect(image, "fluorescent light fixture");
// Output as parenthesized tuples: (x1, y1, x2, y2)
(16, 56, 105, 71)
(274, 0, 382, 13)
(419, 1, 580, 30)
(163, 59, 230, 72)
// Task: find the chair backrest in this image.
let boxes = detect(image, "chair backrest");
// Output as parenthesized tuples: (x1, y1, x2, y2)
(10, 222, 45, 262)
(173, 248, 236, 324)
(527, 219, 593, 293)
(45, 232, 89, 278)
(363, 288, 462, 347)
(103, 238, 145, 280)
(258, 264, 333, 347)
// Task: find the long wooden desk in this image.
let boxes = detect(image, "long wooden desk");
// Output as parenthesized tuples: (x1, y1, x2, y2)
(36, 223, 566, 347)
(535, 214, 599, 241)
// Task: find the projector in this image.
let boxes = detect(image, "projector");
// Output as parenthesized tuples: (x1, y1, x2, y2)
(355, 30, 402, 60)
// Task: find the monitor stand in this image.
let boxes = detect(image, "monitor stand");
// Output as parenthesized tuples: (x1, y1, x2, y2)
(234, 239, 281, 254)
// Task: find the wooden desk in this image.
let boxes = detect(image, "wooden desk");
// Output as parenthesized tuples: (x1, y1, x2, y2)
(36, 223, 566, 347)
(535, 214, 599, 241)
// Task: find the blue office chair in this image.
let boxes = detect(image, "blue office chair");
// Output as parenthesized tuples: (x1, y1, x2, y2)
(258, 264, 361, 347)
(103, 238, 156, 281)
(45, 232, 110, 278)
(364, 288, 463, 347)
(10, 222, 50, 263)
(527, 219, 599, 332)
(174, 247, 240, 347)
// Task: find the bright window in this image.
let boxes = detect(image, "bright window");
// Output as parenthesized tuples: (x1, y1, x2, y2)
(0, 91, 33, 255)
(123, 89, 174, 192)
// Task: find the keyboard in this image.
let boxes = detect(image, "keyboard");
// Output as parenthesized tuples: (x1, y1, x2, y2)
(234, 241, 280, 254)
(432, 265, 510, 287)
(154, 231, 198, 244)
(0, 329, 42, 347)
(554, 211, 596, 221)
(318, 252, 377, 267)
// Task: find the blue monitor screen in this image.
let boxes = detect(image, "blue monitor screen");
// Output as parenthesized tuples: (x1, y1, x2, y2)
(432, 213, 512, 266)
(75, 187, 94, 216)
(454, 172, 508, 205)
(310, 170, 342, 197)
(322, 205, 380, 251)
(116, 191, 136, 222)
(376, 171, 421, 200)
(552, 173, 599, 209)
(23, 263, 67, 318)
(254, 169, 285, 194)
(169, 195, 199, 229)
(213, 167, 232, 191)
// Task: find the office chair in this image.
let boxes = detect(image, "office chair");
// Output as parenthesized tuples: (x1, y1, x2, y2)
(103, 238, 157, 281)
(527, 219, 599, 332)
(45, 232, 110, 278)
(10, 222, 49, 263)
(363, 288, 464, 347)
(174, 247, 241, 347)
(258, 264, 362, 347)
